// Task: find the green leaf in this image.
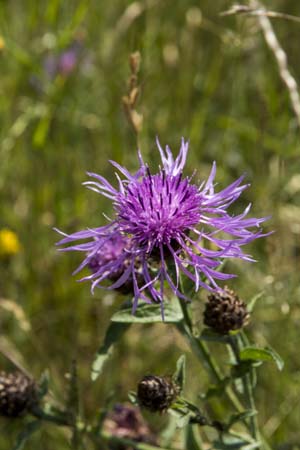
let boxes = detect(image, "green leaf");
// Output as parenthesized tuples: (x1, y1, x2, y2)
(13, 421, 41, 450)
(226, 410, 257, 430)
(160, 416, 178, 447)
(169, 408, 193, 428)
(172, 355, 186, 391)
(183, 424, 204, 450)
(91, 322, 130, 381)
(111, 302, 183, 324)
(170, 398, 205, 429)
(247, 292, 264, 313)
(37, 370, 49, 399)
(128, 391, 138, 404)
(239, 346, 284, 371)
(230, 361, 261, 379)
(213, 435, 259, 450)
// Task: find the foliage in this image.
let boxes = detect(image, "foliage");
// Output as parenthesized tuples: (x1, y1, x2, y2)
(1, 0, 300, 448)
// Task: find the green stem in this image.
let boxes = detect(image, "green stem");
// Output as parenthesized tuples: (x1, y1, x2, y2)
(229, 334, 260, 445)
(177, 299, 244, 413)
(30, 405, 71, 427)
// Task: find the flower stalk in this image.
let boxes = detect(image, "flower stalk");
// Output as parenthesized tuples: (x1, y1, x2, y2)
(228, 333, 260, 444)
(176, 301, 244, 414)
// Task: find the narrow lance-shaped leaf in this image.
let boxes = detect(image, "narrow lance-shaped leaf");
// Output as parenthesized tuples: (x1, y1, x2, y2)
(91, 322, 130, 381)
(247, 292, 264, 313)
(239, 346, 284, 371)
(159, 416, 178, 448)
(226, 409, 257, 431)
(13, 421, 41, 450)
(172, 355, 186, 392)
(37, 370, 49, 400)
(213, 438, 260, 450)
(183, 424, 204, 450)
(212, 433, 260, 450)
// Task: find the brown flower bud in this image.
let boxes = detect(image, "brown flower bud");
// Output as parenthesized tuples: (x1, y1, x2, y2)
(0, 371, 38, 418)
(137, 375, 179, 413)
(203, 287, 250, 335)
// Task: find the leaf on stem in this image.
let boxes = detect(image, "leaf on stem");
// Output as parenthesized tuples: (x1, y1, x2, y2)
(226, 410, 257, 431)
(212, 435, 260, 450)
(111, 302, 183, 323)
(169, 398, 206, 429)
(239, 346, 284, 371)
(169, 407, 194, 428)
(128, 390, 138, 404)
(246, 292, 264, 313)
(91, 322, 130, 381)
(37, 370, 49, 399)
(13, 420, 41, 450)
(159, 416, 178, 448)
(183, 424, 204, 450)
(172, 355, 186, 391)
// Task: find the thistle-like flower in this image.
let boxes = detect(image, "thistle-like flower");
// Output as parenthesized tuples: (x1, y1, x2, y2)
(56, 138, 269, 314)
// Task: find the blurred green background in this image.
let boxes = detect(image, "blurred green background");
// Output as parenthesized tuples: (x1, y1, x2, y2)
(1, 0, 300, 448)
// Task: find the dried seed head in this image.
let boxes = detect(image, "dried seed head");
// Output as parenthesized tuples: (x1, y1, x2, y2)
(137, 375, 179, 413)
(0, 371, 38, 418)
(203, 287, 250, 335)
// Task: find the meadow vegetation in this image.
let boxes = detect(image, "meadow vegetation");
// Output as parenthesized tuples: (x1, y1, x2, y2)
(0, 1, 300, 448)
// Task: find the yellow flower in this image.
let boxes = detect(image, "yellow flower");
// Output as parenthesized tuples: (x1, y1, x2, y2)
(0, 36, 5, 51)
(0, 229, 21, 256)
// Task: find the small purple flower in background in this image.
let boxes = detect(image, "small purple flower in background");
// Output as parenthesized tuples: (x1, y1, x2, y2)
(103, 403, 157, 448)
(58, 47, 78, 75)
(44, 41, 82, 79)
(56, 138, 269, 313)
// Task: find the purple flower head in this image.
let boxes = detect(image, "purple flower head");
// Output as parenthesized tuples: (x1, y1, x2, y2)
(44, 42, 81, 79)
(58, 47, 78, 75)
(56, 138, 269, 315)
(103, 403, 157, 446)
(88, 232, 129, 275)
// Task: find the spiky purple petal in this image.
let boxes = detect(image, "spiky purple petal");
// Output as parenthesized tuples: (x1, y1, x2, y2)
(56, 138, 270, 309)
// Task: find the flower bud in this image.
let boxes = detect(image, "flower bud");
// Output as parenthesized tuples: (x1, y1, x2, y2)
(137, 375, 179, 413)
(203, 287, 250, 335)
(0, 371, 38, 418)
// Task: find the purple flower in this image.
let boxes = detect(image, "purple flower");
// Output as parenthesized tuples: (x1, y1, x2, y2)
(58, 48, 78, 75)
(56, 138, 269, 313)
(103, 403, 157, 447)
(44, 42, 81, 79)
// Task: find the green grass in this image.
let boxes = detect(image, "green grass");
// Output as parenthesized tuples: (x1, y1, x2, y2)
(1, 0, 300, 448)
